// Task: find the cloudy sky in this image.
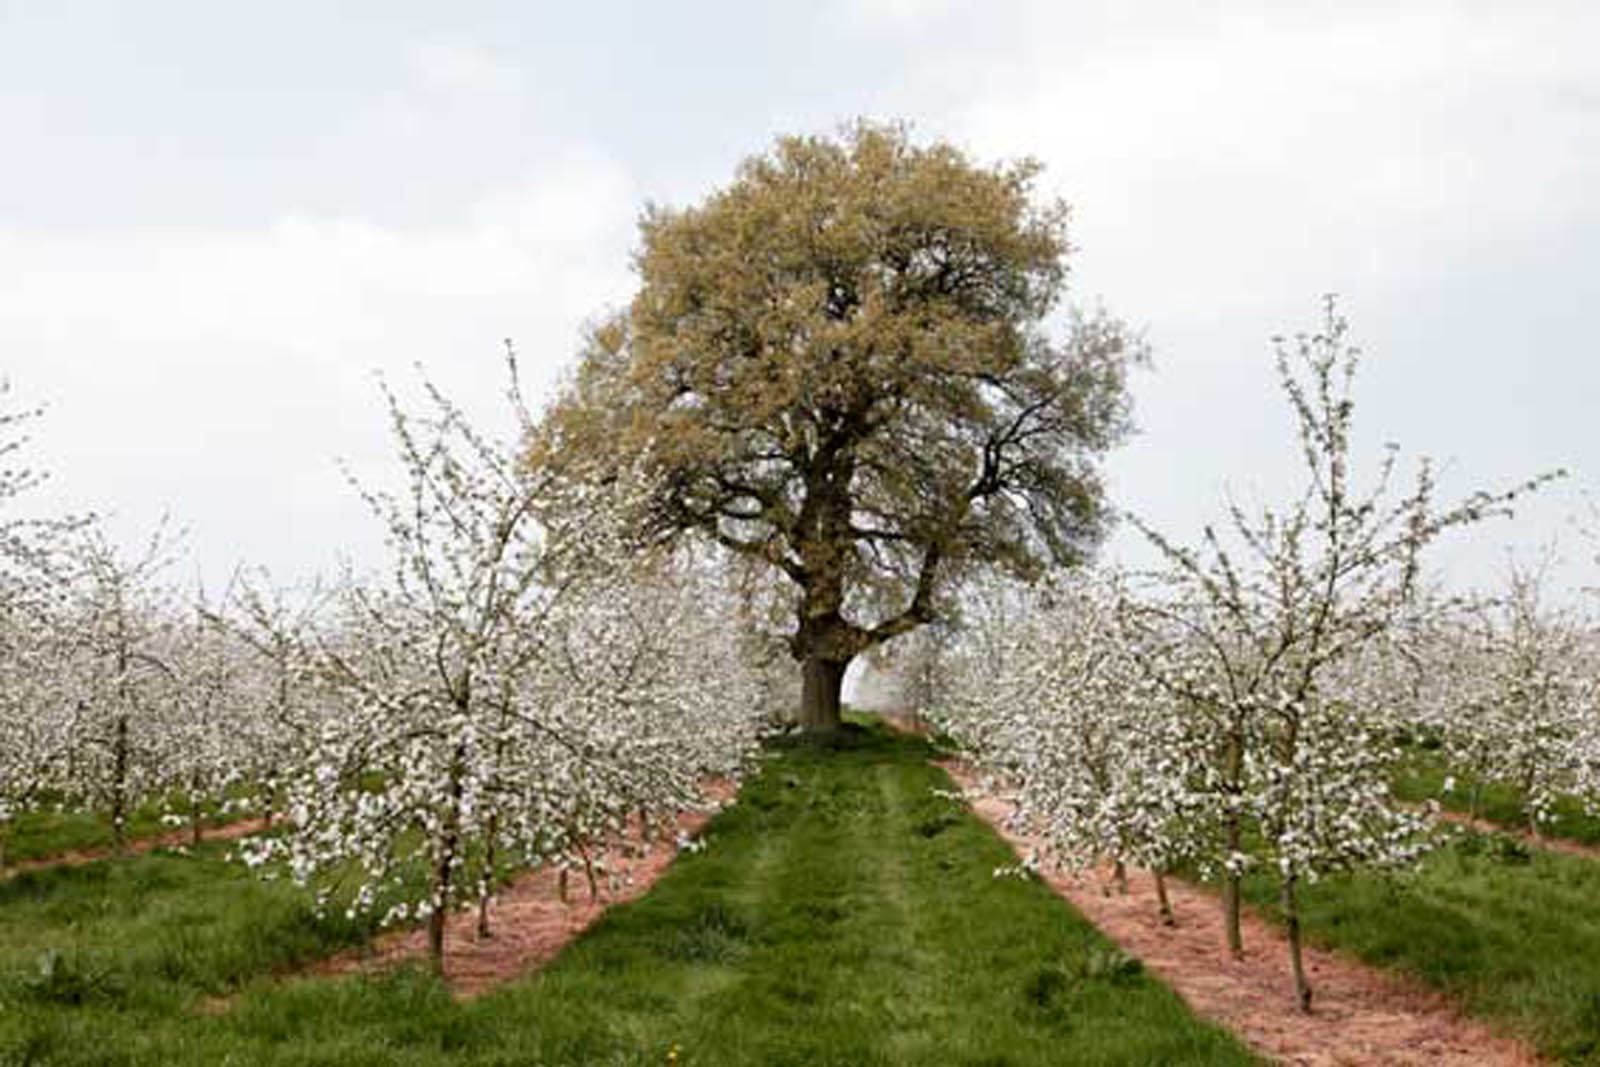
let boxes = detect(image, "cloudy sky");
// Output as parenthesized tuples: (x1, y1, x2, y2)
(3, 1, 1597, 600)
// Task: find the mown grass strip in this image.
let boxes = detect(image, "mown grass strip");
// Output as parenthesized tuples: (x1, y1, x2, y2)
(4, 788, 269, 866)
(1, 722, 1258, 1065)
(1238, 827, 1600, 1062)
(1391, 754, 1600, 847)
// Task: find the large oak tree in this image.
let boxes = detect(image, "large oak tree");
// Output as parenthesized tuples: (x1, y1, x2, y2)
(537, 122, 1143, 731)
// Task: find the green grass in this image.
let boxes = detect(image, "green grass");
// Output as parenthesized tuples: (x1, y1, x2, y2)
(0, 837, 382, 1062)
(1238, 829, 1600, 1062)
(0, 722, 1258, 1066)
(1391, 755, 1600, 846)
(4, 788, 269, 865)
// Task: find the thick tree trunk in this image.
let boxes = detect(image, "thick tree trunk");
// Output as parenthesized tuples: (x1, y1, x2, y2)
(799, 656, 849, 733)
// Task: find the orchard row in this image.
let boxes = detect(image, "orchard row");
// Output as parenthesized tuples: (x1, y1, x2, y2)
(0, 360, 781, 967)
(903, 304, 1595, 1013)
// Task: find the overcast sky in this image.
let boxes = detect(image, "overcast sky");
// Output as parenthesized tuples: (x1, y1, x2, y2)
(3, 0, 1597, 602)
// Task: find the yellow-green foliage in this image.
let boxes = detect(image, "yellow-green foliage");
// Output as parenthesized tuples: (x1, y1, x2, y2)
(539, 121, 1143, 725)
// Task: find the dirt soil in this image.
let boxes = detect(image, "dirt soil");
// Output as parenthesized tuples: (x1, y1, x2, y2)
(936, 759, 1542, 1067)
(310, 781, 737, 999)
(2, 816, 273, 880)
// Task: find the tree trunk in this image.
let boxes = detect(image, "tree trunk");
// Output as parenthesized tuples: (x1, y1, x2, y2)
(1222, 731, 1244, 958)
(428, 745, 467, 973)
(1154, 868, 1176, 926)
(1222, 858, 1244, 957)
(1282, 871, 1313, 1013)
(1521, 766, 1541, 838)
(428, 827, 458, 972)
(477, 811, 499, 940)
(111, 715, 130, 855)
(800, 656, 848, 733)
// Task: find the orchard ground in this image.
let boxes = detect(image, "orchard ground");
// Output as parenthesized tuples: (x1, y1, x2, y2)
(6, 716, 1600, 1064)
(1, 720, 1253, 1066)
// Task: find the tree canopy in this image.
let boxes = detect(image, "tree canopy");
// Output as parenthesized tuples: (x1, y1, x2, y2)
(537, 121, 1144, 730)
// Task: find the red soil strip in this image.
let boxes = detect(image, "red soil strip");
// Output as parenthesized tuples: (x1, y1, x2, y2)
(309, 781, 738, 999)
(937, 760, 1541, 1067)
(2, 817, 273, 880)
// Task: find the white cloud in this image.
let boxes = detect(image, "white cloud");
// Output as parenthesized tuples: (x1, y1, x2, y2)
(0, 149, 638, 586)
(406, 40, 523, 98)
(938, 3, 1600, 325)
(872, 2, 1600, 597)
(843, 0, 958, 26)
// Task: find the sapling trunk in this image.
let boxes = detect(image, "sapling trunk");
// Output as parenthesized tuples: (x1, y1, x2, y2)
(427, 744, 467, 972)
(476, 810, 499, 939)
(427, 826, 459, 972)
(1222, 869, 1243, 958)
(1112, 858, 1129, 894)
(1281, 870, 1313, 1013)
(1521, 767, 1541, 838)
(111, 714, 130, 854)
(1222, 732, 1245, 958)
(1153, 867, 1175, 926)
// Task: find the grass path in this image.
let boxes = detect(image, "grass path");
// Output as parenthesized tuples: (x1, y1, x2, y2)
(1238, 836, 1600, 1062)
(930, 729, 1600, 1064)
(1393, 758, 1600, 848)
(1, 723, 1257, 1065)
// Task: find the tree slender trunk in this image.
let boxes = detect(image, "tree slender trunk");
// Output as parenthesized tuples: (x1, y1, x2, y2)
(1222, 731, 1244, 958)
(476, 811, 499, 940)
(1153, 868, 1175, 926)
(800, 656, 849, 733)
(1521, 766, 1541, 838)
(583, 843, 599, 903)
(427, 746, 466, 972)
(1281, 871, 1313, 1013)
(111, 715, 130, 855)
